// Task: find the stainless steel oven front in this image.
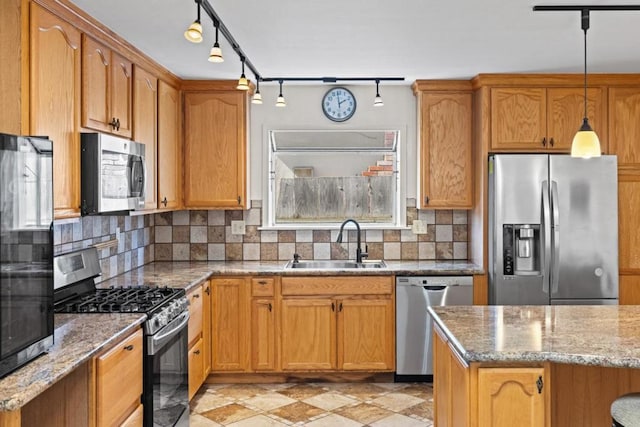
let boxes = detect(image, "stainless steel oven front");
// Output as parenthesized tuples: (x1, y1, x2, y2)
(144, 310, 190, 427)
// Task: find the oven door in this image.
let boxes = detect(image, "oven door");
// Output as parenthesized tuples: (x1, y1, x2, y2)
(144, 311, 190, 427)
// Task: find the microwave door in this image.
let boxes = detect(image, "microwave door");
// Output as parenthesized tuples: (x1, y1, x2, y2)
(129, 155, 145, 198)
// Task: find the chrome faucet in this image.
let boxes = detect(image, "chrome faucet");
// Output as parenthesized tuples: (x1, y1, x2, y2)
(337, 219, 368, 263)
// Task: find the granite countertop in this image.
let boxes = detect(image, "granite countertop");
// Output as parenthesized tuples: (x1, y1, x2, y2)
(0, 313, 145, 412)
(429, 305, 640, 369)
(98, 260, 484, 292)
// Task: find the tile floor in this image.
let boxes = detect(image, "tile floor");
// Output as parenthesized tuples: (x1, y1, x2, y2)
(190, 382, 434, 426)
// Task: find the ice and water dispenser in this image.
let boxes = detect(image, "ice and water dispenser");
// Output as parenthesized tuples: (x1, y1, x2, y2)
(502, 224, 540, 275)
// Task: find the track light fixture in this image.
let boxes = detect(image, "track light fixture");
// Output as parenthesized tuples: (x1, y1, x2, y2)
(236, 57, 249, 90)
(533, 4, 640, 157)
(208, 20, 223, 63)
(184, 0, 203, 43)
(374, 79, 384, 107)
(251, 77, 263, 104)
(275, 80, 286, 107)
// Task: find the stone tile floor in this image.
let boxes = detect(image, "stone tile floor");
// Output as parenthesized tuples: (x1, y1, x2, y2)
(190, 382, 434, 426)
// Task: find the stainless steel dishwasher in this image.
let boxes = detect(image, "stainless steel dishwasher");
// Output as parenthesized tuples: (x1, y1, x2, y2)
(395, 275, 473, 381)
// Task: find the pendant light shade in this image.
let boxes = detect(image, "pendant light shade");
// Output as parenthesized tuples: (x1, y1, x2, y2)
(184, 1, 203, 43)
(236, 57, 249, 90)
(275, 80, 286, 107)
(208, 22, 224, 63)
(251, 78, 263, 104)
(571, 9, 601, 158)
(374, 80, 384, 107)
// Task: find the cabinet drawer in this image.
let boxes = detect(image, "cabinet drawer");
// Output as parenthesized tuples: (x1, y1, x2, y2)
(252, 277, 275, 296)
(282, 276, 393, 296)
(188, 285, 203, 345)
(96, 329, 143, 427)
(188, 337, 204, 400)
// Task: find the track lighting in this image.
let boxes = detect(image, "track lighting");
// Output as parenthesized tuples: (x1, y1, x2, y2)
(275, 80, 286, 107)
(208, 20, 223, 63)
(251, 77, 263, 104)
(374, 80, 384, 107)
(236, 57, 249, 90)
(571, 10, 600, 158)
(184, 0, 203, 43)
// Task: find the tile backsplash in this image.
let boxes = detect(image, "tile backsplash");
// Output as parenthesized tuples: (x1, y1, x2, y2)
(52, 200, 469, 278)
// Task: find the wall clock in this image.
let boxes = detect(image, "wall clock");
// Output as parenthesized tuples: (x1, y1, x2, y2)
(322, 87, 356, 122)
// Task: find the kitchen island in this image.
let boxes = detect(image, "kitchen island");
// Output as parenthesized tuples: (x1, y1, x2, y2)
(428, 305, 640, 427)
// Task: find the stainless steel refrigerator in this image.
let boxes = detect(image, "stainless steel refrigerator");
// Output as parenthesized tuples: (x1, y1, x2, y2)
(488, 154, 618, 305)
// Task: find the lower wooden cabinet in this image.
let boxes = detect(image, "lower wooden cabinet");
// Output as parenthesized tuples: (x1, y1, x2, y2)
(211, 277, 250, 372)
(95, 328, 143, 427)
(187, 281, 210, 399)
(433, 325, 548, 427)
(120, 404, 143, 427)
(252, 297, 277, 371)
(188, 338, 205, 400)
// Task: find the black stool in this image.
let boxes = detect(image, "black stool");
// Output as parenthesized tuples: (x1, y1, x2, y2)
(612, 393, 640, 427)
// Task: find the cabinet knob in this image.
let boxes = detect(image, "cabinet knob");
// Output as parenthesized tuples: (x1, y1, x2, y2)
(109, 117, 118, 129)
(194, 349, 201, 355)
(424, 196, 429, 205)
(339, 302, 343, 312)
(205, 286, 210, 295)
(192, 293, 200, 299)
(268, 303, 272, 312)
(124, 344, 134, 351)
(162, 197, 168, 207)
(541, 137, 547, 147)
(331, 302, 335, 312)
(115, 118, 121, 131)
(536, 375, 543, 393)
(549, 137, 554, 147)
(258, 280, 267, 285)
(237, 196, 242, 205)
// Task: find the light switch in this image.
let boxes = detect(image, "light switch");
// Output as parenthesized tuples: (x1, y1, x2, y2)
(231, 220, 246, 235)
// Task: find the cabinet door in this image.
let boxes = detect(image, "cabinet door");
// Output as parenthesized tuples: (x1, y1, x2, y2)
(30, 4, 81, 218)
(202, 281, 211, 376)
(82, 35, 111, 133)
(110, 51, 133, 138)
(211, 278, 250, 371)
(252, 298, 276, 371)
(609, 87, 640, 163)
(337, 298, 394, 370)
(188, 337, 204, 400)
(184, 91, 246, 208)
(477, 367, 546, 427)
(491, 88, 547, 150)
(618, 171, 640, 302)
(133, 66, 157, 209)
(158, 80, 182, 209)
(95, 329, 143, 427)
(281, 298, 336, 370)
(187, 283, 203, 346)
(546, 87, 605, 152)
(420, 92, 473, 208)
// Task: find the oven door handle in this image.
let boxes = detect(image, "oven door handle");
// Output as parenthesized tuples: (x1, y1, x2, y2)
(147, 311, 190, 355)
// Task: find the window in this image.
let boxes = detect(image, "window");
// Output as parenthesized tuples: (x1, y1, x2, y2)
(266, 130, 402, 228)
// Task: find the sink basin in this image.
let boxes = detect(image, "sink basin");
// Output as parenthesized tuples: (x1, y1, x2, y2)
(284, 260, 387, 269)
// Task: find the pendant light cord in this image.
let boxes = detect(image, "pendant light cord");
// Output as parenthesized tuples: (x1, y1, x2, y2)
(582, 9, 589, 120)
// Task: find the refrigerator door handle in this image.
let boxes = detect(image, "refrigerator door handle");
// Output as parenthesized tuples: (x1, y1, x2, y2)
(551, 181, 560, 294)
(541, 180, 551, 294)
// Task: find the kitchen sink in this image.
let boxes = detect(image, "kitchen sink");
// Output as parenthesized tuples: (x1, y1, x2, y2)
(284, 260, 387, 269)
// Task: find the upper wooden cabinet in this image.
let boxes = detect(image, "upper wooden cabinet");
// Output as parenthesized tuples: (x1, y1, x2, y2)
(414, 81, 473, 209)
(30, 3, 81, 218)
(490, 86, 605, 152)
(82, 35, 132, 137)
(609, 87, 640, 165)
(132, 65, 158, 210)
(157, 80, 182, 209)
(183, 83, 247, 209)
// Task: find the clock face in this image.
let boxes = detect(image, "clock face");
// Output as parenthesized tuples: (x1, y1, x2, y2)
(322, 87, 356, 122)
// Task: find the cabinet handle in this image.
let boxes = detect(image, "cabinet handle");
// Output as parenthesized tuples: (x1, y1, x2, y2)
(536, 375, 543, 394)
(205, 286, 210, 295)
(161, 197, 168, 207)
(549, 137, 554, 147)
(124, 344, 134, 351)
(331, 302, 335, 312)
(194, 349, 201, 355)
(193, 293, 200, 299)
(237, 196, 242, 205)
(339, 302, 343, 312)
(109, 117, 118, 129)
(541, 137, 547, 147)
(258, 280, 268, 285)
(268, 303, 272, 312)
(424, 196, 429, 205)
(116, 118, 121, 131)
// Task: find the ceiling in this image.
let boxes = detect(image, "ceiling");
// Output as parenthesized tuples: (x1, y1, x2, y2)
(69, 0, 640, 85)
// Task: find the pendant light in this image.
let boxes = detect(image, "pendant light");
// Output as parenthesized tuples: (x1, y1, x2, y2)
(571, 9, 601, 158)
(251, 77, 263, 104)
(374, 79, 384, 107)
(275, 80, 286, 107)
(236, 57, 249, 90)
(184, 0, 203, 43)
(208, 20, 224, 63)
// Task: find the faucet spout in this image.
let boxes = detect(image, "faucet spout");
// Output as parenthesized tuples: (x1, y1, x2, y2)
(337, 219, 368, 263)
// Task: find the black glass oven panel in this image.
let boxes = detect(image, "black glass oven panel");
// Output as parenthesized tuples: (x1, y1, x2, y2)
(144, 324, 189, 426)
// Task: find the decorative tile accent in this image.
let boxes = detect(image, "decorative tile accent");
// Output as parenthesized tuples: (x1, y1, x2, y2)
(268, 402, 325, 423)
(201, 403, 257, 425)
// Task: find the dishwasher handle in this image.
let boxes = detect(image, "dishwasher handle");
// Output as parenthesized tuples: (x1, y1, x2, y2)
(423, 285, 447, 291)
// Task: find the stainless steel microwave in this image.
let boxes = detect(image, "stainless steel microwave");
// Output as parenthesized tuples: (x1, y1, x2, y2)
(81, 132, 145, 215)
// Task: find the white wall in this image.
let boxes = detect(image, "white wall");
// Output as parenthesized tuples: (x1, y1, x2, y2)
(248, 84, 417, 201)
